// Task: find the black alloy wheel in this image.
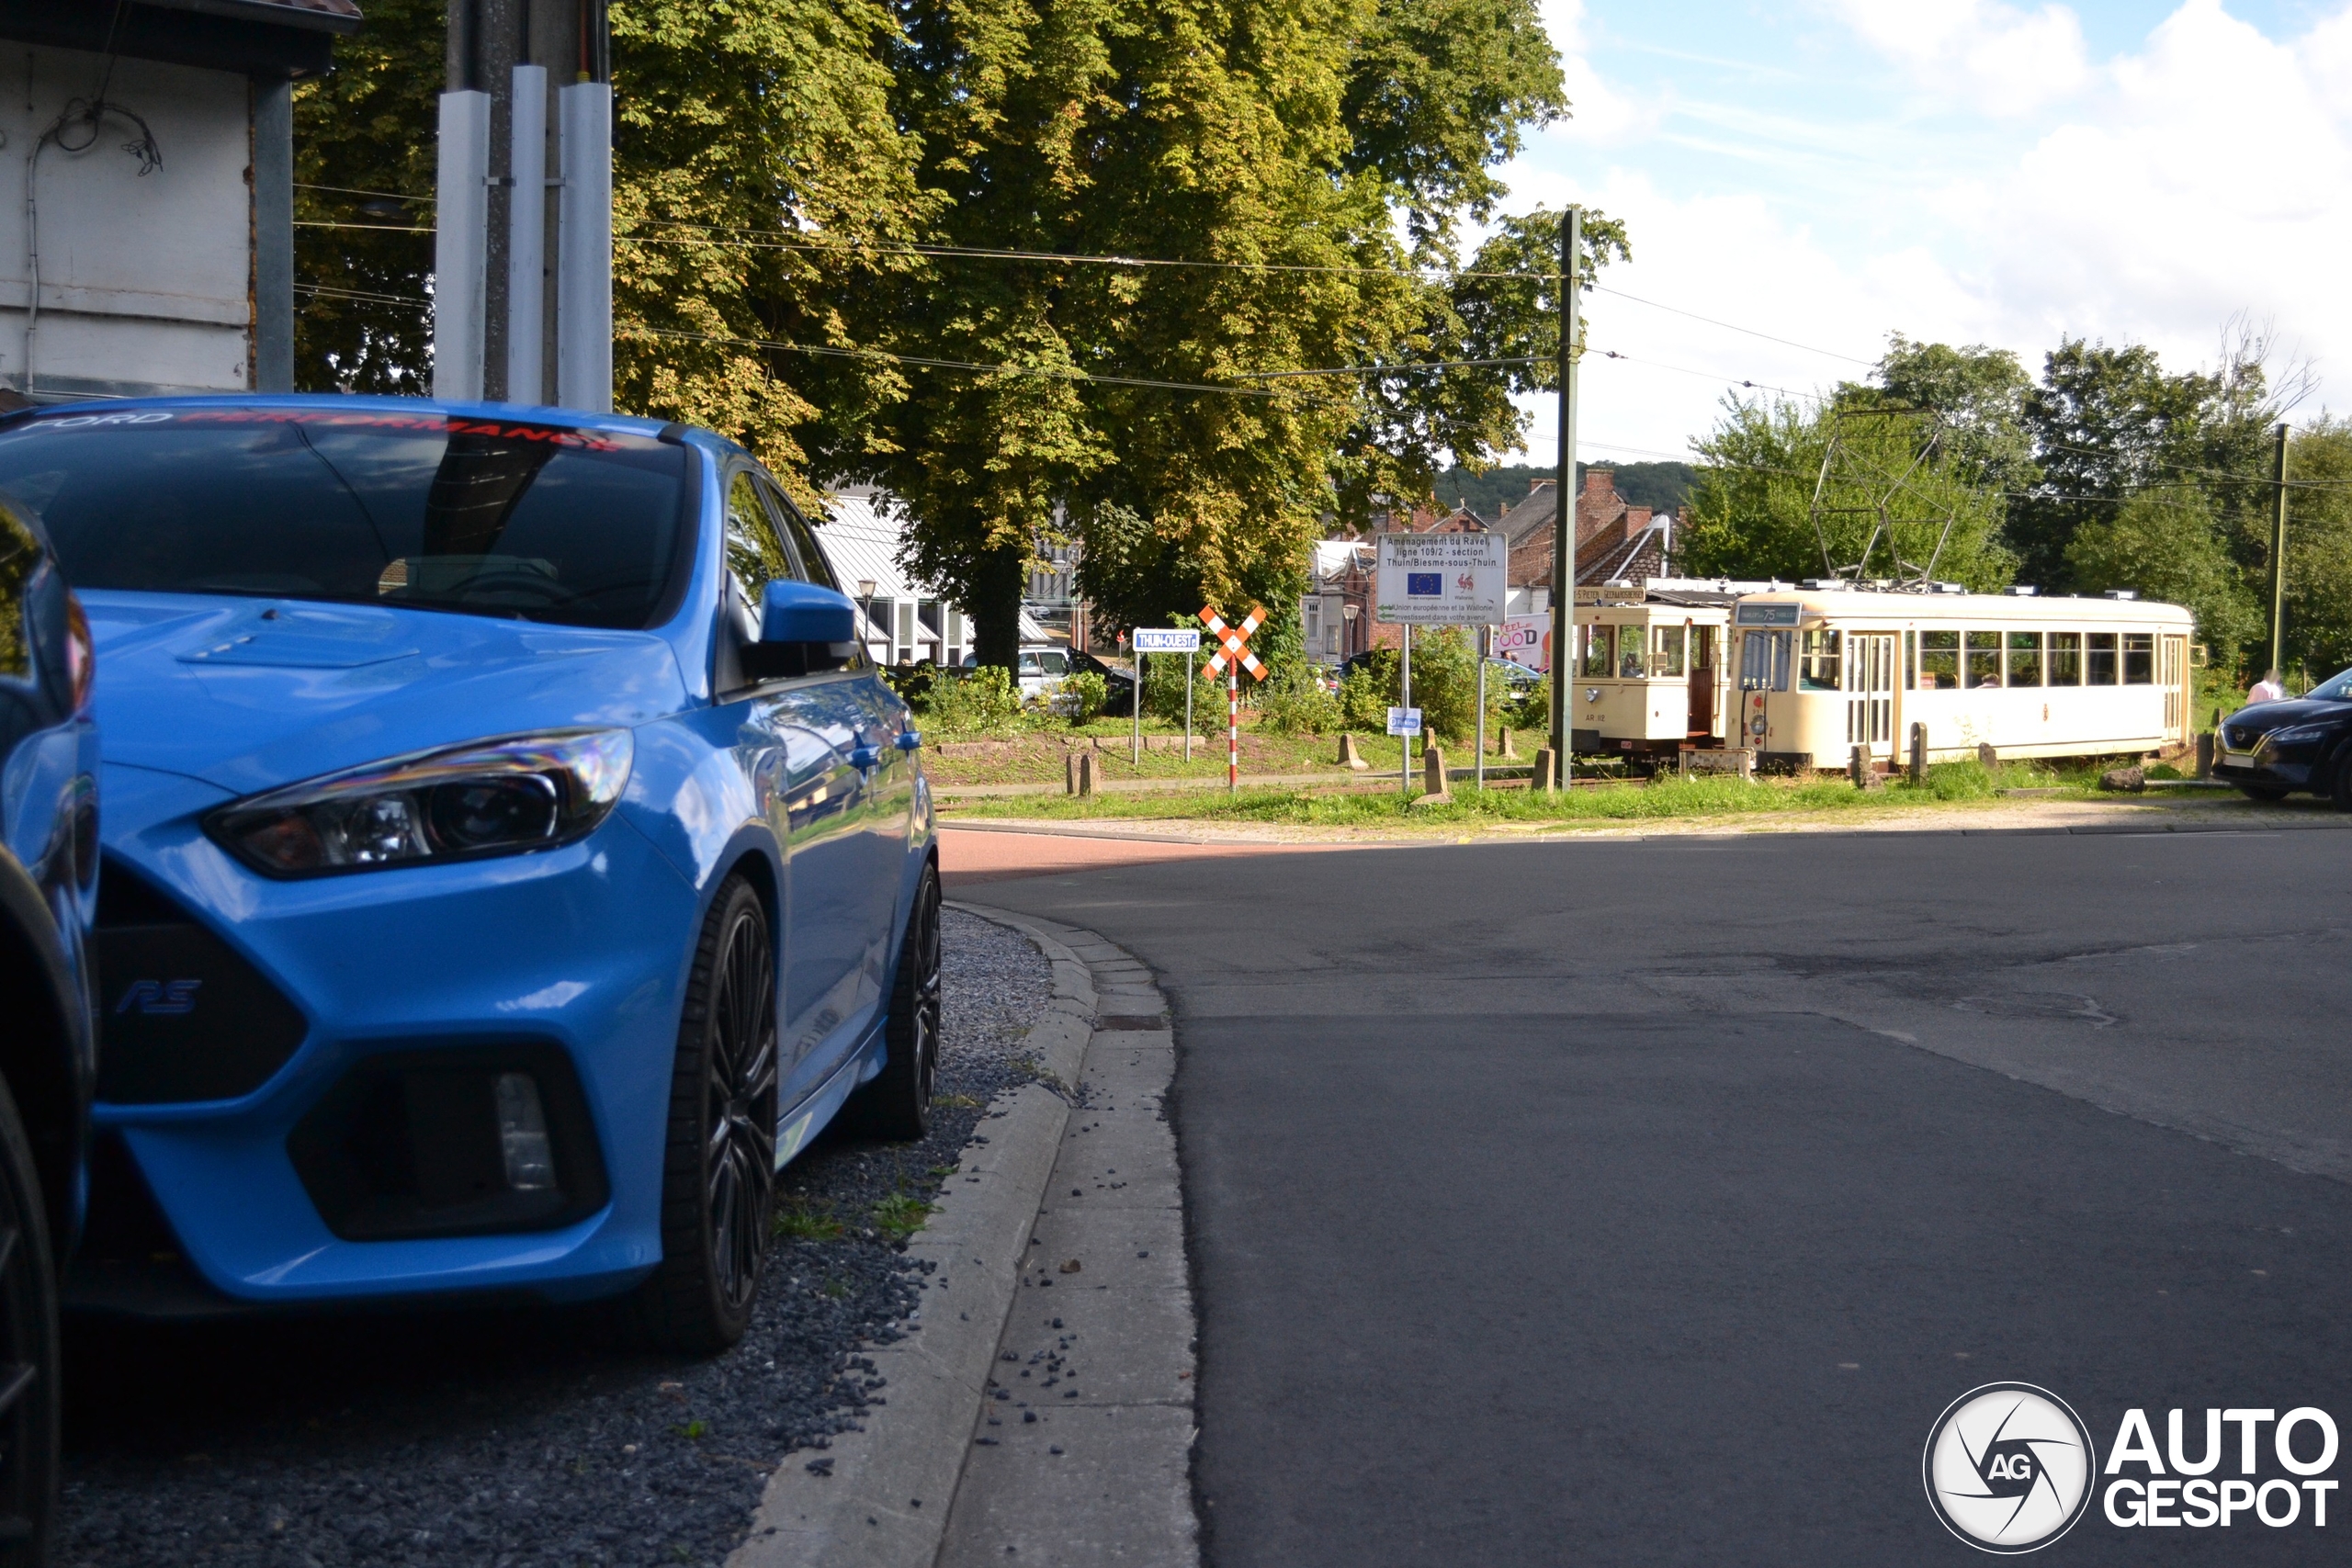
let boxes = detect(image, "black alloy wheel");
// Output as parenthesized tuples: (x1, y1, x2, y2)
(640, 874, 778, 1354)
(0, 1077, 59, 1565)
(842, 861, 942, 1141)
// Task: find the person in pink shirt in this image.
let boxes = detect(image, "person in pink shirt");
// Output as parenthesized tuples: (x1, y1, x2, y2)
(2246, 668, 2288, 704)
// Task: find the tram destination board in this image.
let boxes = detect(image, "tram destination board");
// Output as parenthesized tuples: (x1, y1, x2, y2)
(1734, 602, 1803, 626)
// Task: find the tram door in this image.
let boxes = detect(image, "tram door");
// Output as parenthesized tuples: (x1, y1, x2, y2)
(1687, 626, 1717, 737)
(2161, 635, 2188, 742)
(1844, 633, 1895, 759)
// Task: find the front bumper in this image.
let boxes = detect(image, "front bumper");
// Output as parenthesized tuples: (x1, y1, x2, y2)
(2211, 752, 2312, 791)
(87, 787, 698, 1310)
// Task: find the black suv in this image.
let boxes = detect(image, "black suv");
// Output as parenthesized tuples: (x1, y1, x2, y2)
(0, 491, 98, 1559)
(2211, 668, 2352, 806)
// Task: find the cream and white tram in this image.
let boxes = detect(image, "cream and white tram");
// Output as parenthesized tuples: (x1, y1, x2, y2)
(1728, 588, 2195, 769)
(1566, 585, 1739, 758)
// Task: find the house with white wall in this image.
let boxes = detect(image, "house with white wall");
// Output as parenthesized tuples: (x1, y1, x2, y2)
(0, 0, 358, 402)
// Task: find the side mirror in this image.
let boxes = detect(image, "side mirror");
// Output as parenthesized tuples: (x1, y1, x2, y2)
(760, 580, 855, 645)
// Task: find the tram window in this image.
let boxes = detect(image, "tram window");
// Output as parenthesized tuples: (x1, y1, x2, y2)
(2048, 631, 2082, 685)
(1581, 625, 1612, 679)
(1966, 631, 2003, 687)
(2123, 632, 2154, 684)
(1740, 629, 1791, 692)
(1918, 630, 1959, 690)
(1798, 628, 1842, 690)
(2086, 632, 2119, 684)
(1619, 627, 1649, 679)
(2007, 631, 2043, 686)
(1658, 626, 1686, 677)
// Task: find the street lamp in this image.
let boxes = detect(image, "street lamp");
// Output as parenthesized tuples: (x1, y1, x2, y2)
(857, 579, 879, 658)
(1341, 601, 1359, 656)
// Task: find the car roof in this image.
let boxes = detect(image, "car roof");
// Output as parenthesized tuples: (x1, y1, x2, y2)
(1, 391, 718, 452)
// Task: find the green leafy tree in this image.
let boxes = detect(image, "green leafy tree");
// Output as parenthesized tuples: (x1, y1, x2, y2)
(290, 0, 442, 390)
(2064, 486, 2261, 652)
(1679, 393, 2013, 591)
(2010, 333, 2279, 591)
(2276, 420, 2352, 680)
(1873, 334, 2035, 489)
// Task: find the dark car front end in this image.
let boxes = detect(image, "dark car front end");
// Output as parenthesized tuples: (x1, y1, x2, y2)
(2211, 678, 2352, 801)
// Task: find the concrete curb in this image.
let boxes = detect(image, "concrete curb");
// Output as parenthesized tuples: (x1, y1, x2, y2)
(729, 908, 1096, 1567)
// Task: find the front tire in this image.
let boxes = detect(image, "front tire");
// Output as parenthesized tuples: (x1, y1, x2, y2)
(841, 862, 942, 1141)
(2238, 784, 2290, 803)
(0, 1076, 59, 1566)
(2330, 754, 2352, 813)
(639, 875, 778, 1355)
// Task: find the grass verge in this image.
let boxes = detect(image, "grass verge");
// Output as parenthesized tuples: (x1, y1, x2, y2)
(937, 758, 2113, 829)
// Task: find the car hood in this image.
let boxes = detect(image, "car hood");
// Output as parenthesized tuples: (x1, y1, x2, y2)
(2220, 699, 2350, 746)
(84, 592, 688, 796)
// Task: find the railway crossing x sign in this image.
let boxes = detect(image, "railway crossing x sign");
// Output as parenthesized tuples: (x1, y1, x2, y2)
(1200, 604, 1265, 679)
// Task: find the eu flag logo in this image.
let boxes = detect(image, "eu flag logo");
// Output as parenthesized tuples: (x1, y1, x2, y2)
(1406, 572, 1442, 596)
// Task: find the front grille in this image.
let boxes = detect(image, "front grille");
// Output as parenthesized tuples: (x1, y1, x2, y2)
(95, 861, 311, 1104)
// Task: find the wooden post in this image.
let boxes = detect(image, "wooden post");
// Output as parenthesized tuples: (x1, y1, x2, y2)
(1907, 721, 1928, 784)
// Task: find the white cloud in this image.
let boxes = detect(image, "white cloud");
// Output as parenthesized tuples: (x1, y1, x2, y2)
(1504, 0, 2352, 456)
(1540, 0, 1666, 144)
(1823, 0, 2090, 116)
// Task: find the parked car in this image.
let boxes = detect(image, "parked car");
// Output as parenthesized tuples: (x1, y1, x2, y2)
(6, 396, 939, 1353)
(959, 643, 1136, 714)
(0, 485, 99, 1556)
(2211, 670, 2352, 806)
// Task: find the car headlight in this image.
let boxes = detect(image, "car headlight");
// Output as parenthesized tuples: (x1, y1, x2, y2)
(207, 729, 634, 877)
(2259, 723, 2335, 749)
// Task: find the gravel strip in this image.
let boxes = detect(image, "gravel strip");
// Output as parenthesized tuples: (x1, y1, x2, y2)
(59, 908, 1049, 1568)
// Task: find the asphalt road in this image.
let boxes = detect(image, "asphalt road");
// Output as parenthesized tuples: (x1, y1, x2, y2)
(963, 823, 2352, 1565)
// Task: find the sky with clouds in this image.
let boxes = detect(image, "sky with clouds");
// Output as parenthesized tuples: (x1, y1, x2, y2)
(1500, 0, 2349, 471)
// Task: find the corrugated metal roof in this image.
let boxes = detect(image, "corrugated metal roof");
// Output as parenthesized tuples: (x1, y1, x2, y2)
(813, 491, 935, 602)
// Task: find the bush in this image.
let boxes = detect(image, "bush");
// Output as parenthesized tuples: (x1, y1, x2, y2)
(1141, 646, 1223, 723)
(1255, 660, 1343, 734)
(920, 665, 1023, 732)
(1510, 673, 1551, 733)
(1397, 628, 1508, 743)
(1059, 670, 1109, 724)
(1337, 649, 1397, 730)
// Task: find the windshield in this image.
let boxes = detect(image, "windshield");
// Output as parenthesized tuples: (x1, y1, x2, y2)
(2303, 667, 2352, 702)
(0, 407, 689, 629)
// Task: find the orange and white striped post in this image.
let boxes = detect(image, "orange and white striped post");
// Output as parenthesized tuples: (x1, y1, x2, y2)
(1199, 604, 1266, 795)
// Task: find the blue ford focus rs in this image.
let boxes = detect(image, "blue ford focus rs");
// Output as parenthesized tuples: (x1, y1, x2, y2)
(8, 396, 940, 1351)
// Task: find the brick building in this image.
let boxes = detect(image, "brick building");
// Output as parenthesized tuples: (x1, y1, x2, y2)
(1498, 468, 1679, 617)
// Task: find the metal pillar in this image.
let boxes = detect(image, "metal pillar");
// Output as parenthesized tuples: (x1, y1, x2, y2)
(1545, 206, 1582, 784)
(2267, 422, 2290, 679)
(252, 78, 295, 391)
(433, 90, 491, 401)
(505, 64, 548, 402)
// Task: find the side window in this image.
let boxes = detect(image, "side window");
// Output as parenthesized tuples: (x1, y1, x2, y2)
(725, 468, 795, 637)
(755, 477, 839, 592)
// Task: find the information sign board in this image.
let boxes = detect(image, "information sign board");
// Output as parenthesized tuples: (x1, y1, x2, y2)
(1133, 627, 1203, 652)
(1385, 706, 1423, 737)
(1375, 533, 1507, 626)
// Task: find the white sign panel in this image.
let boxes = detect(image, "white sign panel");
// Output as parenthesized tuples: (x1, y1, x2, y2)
(1496, 615, 1550, 673)
(1375, 532, 1508, 626)
(1385, 706, 1423, 737)
(1132, 627, 1203, 652)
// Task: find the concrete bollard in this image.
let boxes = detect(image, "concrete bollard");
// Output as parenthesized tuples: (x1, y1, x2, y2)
(1907, 722, 1928, 784)
(1337, 732, 1371, 772)
(1419, 740, 1452, 803)
(1498, 726, 1520, 760)
(1066, 751, 1083, 794)
(1067, 751, 1098, 795)
(2195, 731, 2215, 779)
(1849, 744, 1868, 790)
(1531, 747, 1558, 793)
(1976, 741, 1998, 768)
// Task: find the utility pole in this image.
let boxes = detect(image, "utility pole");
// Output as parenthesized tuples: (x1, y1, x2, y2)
(2267, 422, 2290, 680)
(436, 0, 612, 410)
(1545, 206, 1582, 781)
